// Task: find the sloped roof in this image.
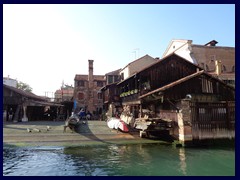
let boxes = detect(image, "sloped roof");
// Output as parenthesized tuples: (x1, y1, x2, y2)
(3, 77, 17, 81)
(74, 74, 105, 81)
(204, 40, 218, 46)
(105, 69, 121, 76)
(3, 84, 47, 101)
(100, 82, 118, 91)
(121, 54, 156, 70)
(139, 70, 234, 99)
(27, 99, 63, 107)
(55, 89, 74, 94)
(162, 39, 191, 58)
(74, 75, 88, 81)
(117, 52, 203, 85)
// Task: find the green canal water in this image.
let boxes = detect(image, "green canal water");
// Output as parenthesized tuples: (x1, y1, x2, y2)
(3, 143, 235, 176)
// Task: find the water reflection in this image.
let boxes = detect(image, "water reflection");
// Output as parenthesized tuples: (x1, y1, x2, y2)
(178, 148, 187, 175)
(3, 144, 235, 176)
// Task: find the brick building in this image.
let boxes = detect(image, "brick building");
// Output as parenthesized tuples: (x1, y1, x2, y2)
(74, 60, 106, 115)
(54, 84, 74, 103)
(162, 39, 235, 87)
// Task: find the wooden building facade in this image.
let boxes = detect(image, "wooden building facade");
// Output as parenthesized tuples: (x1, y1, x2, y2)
(115, 53, 235, 145)
(3, 84, 62, 122)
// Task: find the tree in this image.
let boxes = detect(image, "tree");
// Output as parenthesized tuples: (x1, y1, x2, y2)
(17, 81, 33, 93)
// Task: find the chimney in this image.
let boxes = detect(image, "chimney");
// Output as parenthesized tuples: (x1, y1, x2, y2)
(204, 40, 218, 46)
(88, 60, 94, 113)
(215, 60, 221, 76)
(88, 60, 94, 87)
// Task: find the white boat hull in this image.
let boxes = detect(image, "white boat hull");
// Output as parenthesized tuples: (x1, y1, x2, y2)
(107, 118, 129, 132)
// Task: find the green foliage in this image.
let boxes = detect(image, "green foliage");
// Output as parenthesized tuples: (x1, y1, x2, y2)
(17, 81, 33, 92)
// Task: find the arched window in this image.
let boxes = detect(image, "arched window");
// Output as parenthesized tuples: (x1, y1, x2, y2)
(205, 65, 209, 71)
(78, 80, 84, 87)
(232, 66, 235, 72)
(221, 65, 226, 72)
(78, 93, 84, 100)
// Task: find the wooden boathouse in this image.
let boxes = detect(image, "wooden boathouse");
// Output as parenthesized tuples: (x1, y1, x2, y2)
(102, 53, 235, 145)
(3, 84, 63, 122)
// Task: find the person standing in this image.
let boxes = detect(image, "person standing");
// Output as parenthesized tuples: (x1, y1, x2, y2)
(86, 111, 92, 120)
(8, 108, 13, 121)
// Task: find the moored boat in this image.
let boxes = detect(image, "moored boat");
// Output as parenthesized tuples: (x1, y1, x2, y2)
(117, 120, 129, 132)
(107, 117, 129, 132)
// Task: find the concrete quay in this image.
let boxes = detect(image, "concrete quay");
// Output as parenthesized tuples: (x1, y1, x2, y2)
(3, 120, 168, 147)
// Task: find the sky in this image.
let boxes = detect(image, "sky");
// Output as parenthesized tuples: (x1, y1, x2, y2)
(3, 4, 235, 97)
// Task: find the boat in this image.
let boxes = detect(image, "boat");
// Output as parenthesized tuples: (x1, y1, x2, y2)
(63, 113, 80, 132)
(107, 117, 120, 129)
(117, 120, 129, 132)
(67, 113, 80, 126)
(107, 117, 129, 132)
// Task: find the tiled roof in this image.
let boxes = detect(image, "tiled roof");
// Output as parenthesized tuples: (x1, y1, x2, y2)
(74, 74, 105, 81)
(3, 84, 47, 101)
(74, 75, 88, 81)
(55, 89, 74, 94)
(105, 69, 121, 76)
(121, 54, 156, 70)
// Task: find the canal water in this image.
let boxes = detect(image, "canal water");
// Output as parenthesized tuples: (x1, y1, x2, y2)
(3, 143, 235, 176)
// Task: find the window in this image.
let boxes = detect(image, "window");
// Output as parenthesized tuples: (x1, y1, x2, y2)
(78, 93, 84, 100)
(78, 80, 84, 87)
(232, 66, 235, 72)
(121, 73, 124, 80)
(114, 75, 120, 82)
(222, 65, 226, 72)
(97, 81, 103, 87)
(201, 78, 213, 93)
(108, 76, 113, 84)
(98, 92, 103, 99)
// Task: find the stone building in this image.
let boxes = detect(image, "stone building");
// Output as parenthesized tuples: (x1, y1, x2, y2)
(3, 76, 17, 88)
(162, 39, 235, 87)
(119, 54, 158, 80)
(74, 60, 106, 116)
(54, 84, 74, 103)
